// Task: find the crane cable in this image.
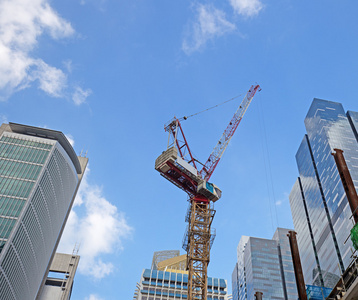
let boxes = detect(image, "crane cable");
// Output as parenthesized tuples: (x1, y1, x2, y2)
(178, 93, 244, 122)
(257, 92, 280, 231)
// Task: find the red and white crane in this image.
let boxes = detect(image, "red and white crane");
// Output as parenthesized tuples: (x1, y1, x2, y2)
(155, 84, 260, 300)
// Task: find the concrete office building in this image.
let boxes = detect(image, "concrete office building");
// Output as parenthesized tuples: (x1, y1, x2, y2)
(289, 99, 358, 288)
(234, 228, 298, 300)
(37, 252, 80, 300)
(134, 250, 228, 300)
(0, 123, 87, 300)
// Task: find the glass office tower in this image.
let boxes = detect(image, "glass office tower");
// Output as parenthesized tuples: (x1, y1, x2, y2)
(0, 123, 87, 300)
(232, 263, 239, 300)
(234, 228, 298, 300)
(289, 99, 358, 288)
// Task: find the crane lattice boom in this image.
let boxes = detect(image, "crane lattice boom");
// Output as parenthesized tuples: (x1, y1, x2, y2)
(200, 84, 260, 181)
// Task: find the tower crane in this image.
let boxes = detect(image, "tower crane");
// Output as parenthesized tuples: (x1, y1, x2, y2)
(155, 84, 260, 300)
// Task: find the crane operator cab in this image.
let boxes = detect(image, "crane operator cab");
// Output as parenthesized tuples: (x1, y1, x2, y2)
(197, 180, 222, 202)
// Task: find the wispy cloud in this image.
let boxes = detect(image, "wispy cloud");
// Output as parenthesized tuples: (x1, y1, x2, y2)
(65, 134, 75, 147)
(73, 86, 92, 105)
(0, 115, 8, 124)
(182, 0, 264, 54)
(0, 0, 89, 104)
(59, 168, 133, 279)
(182, 4, 236, 55)
(229, 0, 263, 17)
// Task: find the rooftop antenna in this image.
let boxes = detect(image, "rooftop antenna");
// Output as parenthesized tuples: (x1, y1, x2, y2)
(72, 242, 80, 256)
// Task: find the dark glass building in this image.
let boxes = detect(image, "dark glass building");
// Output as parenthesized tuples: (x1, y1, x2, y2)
(289, 99, 358, 288)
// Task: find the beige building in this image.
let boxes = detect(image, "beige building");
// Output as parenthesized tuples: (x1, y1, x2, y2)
(37, 253, 80, 300)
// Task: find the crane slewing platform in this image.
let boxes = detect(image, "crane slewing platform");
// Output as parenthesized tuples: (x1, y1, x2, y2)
(155, 84, 260, 300)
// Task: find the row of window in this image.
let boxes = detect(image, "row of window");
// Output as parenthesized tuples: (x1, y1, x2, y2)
(0, 197, 26, 218)
(0, 136, 53, 150)
(0, 177, 35, 199)
(0, 142, 50, 165)
(143, 281, 226, 294)
(144, 278, 225, 291)
(141, 296, 225, 300)
(0, 218, 17, 239)
(0, 159, 42, 181)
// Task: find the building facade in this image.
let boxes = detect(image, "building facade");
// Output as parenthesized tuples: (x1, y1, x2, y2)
(289, 99, 358, 288)
(0, 123, 87, 300)
(232, 263, 239, 300)
(37, 252, 80, 300)
(234, 228, 298, 300)
(135, 250, 228, 300)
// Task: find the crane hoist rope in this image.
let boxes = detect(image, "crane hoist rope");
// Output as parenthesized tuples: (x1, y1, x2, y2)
(178, 93, 245, 122)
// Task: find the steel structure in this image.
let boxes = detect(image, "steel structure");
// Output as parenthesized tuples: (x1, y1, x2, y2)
(287, 231, 307, 300)
(155, 85, 260, 300)
(151, 250, 181, 270)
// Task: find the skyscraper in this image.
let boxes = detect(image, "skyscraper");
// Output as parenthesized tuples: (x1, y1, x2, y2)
(0, 123, 87, 300)
(232, 263, 239, 300)
(234, 228, 298, 300)
(289, 99, 358, 288)
(134, 250, 229, 300)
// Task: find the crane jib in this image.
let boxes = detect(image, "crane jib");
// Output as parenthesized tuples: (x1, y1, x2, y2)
(200, 85, 260, 181)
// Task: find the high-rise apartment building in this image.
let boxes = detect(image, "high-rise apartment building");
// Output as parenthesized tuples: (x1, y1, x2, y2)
(289, 99, 358, 288)
(0, 123, 87, 300)
(233, 228, 298, 300)
(134, 250, 229, 300)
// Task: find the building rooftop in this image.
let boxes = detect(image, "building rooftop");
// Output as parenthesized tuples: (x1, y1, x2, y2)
(8, 122, 82, 173)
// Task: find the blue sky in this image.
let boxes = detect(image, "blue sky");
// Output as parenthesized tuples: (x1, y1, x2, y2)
(1, 0, 358, 299)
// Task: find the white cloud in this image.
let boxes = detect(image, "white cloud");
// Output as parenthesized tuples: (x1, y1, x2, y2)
(0, 115, 8, 124)
(0, 0, 90, 102)
(58, 167, 133, 280)
(63, 60, 73, 73)
(275, 200, 282, 206)
(229, 0, 263, 17)
(85, 295, 104, 300)
(65, 134, 75, 147)
(182, 4, 236, 54)
(31, 60, 68, 97)
(73, 86, 92, 105)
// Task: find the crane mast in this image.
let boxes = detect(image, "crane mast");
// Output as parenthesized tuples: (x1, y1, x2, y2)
(155, 85, 260, 300)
